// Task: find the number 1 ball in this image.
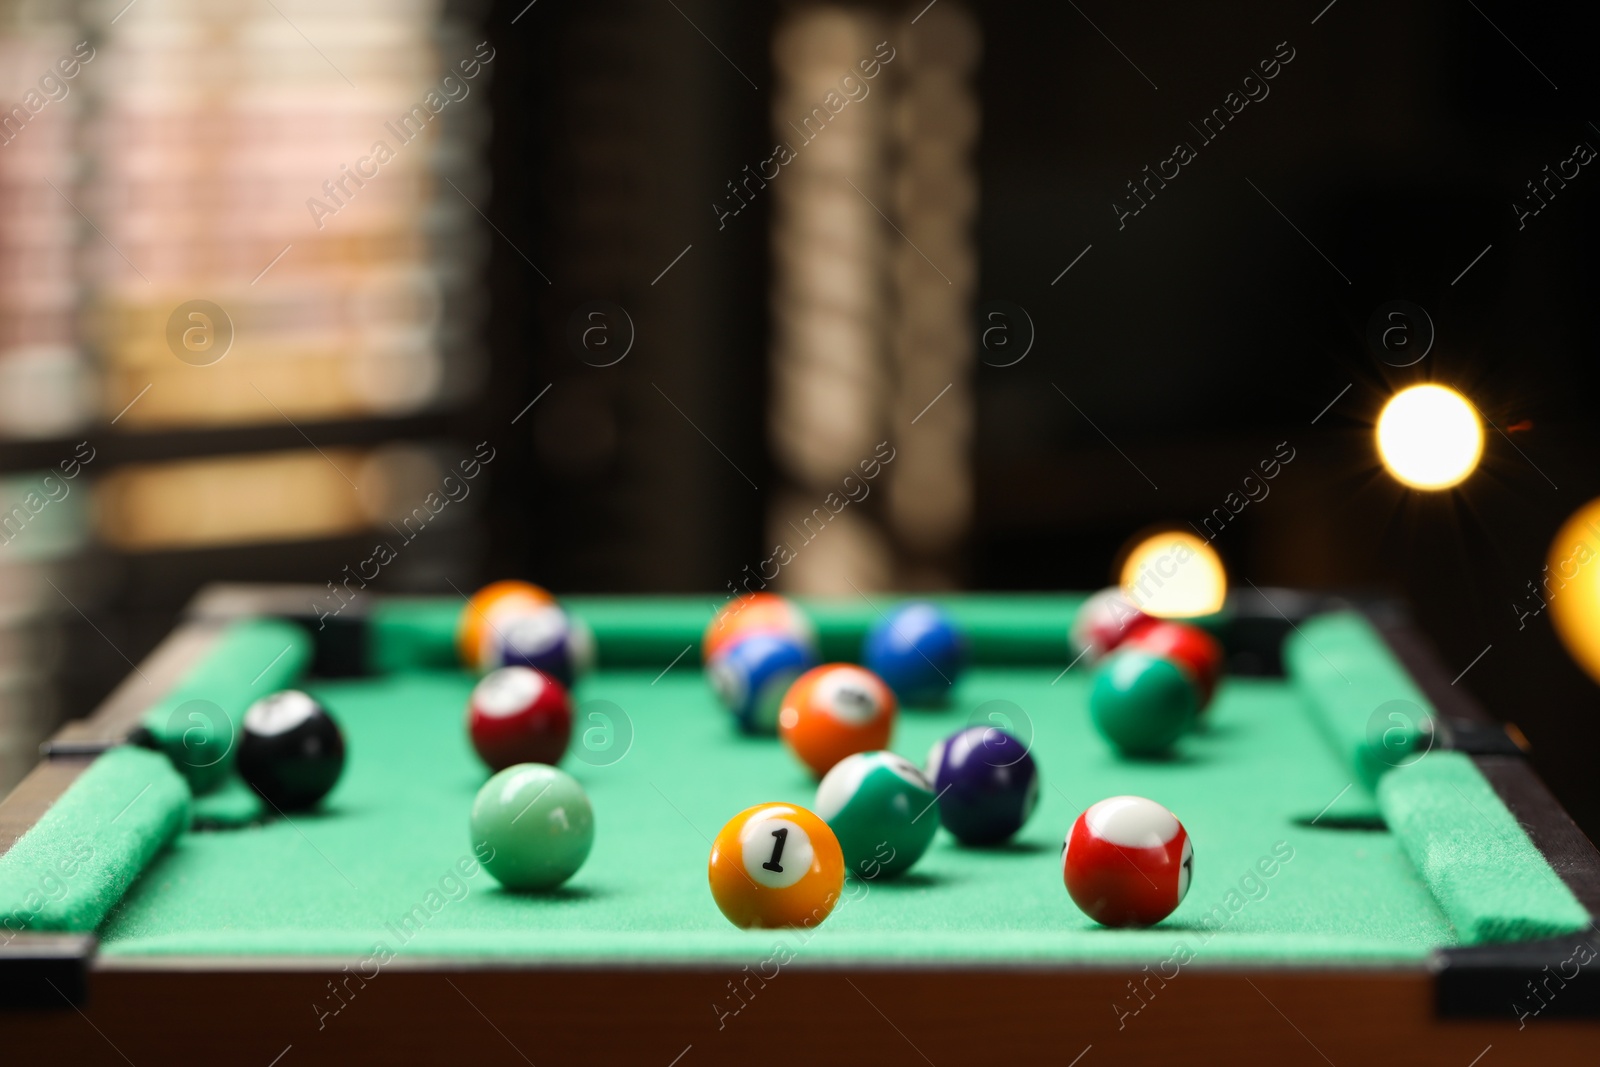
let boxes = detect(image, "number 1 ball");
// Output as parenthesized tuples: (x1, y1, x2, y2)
(1063, 795, 1192, 927)
(708, 803, 844, 929)
(237, 690, 346, 811)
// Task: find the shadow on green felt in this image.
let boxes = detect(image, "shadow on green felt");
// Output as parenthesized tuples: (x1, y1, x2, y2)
(191, 797, 365, 833)
(268, 802, 355, 824)
(190, 816, 266, 833)
(851, 869, 949, 890)
(946, 838, 1054, 856)
(1289, 813, 1387, 831)
(1111, 748, 1213, 767)
(482, 883, 606, 903)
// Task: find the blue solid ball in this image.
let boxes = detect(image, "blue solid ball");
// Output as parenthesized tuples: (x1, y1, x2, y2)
(706, 632, 816, 733)
(490, 607, 578, 687)
(926, 725, 1039, 845)
(862, 602, 965, 705)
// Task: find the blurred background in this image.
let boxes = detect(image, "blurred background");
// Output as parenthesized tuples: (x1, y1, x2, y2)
(3, 0, 1600, 836)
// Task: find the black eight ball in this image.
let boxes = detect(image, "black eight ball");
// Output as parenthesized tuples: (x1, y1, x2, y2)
(237, 690, 346, 811)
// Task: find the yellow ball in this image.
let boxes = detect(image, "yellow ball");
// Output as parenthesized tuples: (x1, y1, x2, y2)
(1547, 502, 1600, 686)
(707, 803, 843, 929)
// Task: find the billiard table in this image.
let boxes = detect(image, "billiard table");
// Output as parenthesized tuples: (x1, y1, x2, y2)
(2, 585, 1598, 1064)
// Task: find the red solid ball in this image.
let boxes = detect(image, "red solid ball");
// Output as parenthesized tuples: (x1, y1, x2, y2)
(1120, 620, 1223, 708)
(467, 667, 572, 771)
(1063, 796, 1192, 928)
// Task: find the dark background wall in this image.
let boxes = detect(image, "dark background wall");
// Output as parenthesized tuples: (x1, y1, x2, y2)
(957, 0, 1600, 835)
(35, 0, 1600, 840)
(492, 0, 1600, 833)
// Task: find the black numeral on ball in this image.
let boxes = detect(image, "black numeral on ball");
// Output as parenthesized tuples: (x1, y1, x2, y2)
(763, 828, 788, 872)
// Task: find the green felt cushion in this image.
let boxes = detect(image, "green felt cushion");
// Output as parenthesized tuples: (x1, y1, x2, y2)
(369, 594, 1092, 673)
(793, 594, 1091, 666)
(368, 597, 458, 673)
(1284, 612, 1432, 794)
(1377, 751, 1589, 944)
(0, 747, 190, 933)
(142, 619, 313, 793)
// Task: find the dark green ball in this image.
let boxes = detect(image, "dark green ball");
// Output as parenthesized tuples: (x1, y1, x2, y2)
(1089, 648, 1198, 756)
(813, 751, 939, 879)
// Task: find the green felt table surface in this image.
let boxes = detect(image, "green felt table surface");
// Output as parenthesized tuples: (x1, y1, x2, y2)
(98, 664, 1454, 967)
(2, 593, 1580, 969)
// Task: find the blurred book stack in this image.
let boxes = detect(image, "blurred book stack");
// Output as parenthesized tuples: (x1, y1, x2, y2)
(0, 4, 94, 788)
(86, 0, 486, 437)
(0, 0, 489, 792)
(766, 2, 978, 594)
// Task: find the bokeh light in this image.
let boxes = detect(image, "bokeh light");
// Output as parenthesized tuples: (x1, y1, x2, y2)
(1376, 384, 1483, 490)
(1547, 500, 1600, 686)
(1118, 530, 1228, 618)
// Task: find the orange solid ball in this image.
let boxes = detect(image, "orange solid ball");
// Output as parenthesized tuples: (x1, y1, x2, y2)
(708, 803, 844, 929)
(702, 593, 815, 662)
(778, 664, 896, 777)
(457, 580, 555, 669)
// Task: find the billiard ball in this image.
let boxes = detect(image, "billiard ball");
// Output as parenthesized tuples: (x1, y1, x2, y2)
(925, 725, 1039, 845)
(862, 602, 965, 705)
(1088, 648, 1199, 756)
(1069, 586, 1151, 664)
(489, 605, 582, 687)
(470, 763, 594, 890)
(236, 690, 346, 811)
(1063, 795, 1192, 927)
(707, 802, 844, 928)
(702, 592, 817, 662)
(467, 667, 572, 771)
(778, 664, 897, 777)
(458, 580, 556, 670)
(1121, 619, 1224, 709)
(706, 632, 816, 733)
(813, 751, 938, 879)
(569, 614, 598, 677)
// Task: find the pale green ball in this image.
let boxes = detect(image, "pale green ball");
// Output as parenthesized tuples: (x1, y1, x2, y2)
(470, 763, 594, 890)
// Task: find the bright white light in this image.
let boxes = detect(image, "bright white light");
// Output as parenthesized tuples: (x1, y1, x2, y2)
(1376, 385, 1483, 490)
(1119, 531, 1227, 618)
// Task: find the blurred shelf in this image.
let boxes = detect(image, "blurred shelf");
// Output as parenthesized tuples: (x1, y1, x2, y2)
(0, 410, 463, 475)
